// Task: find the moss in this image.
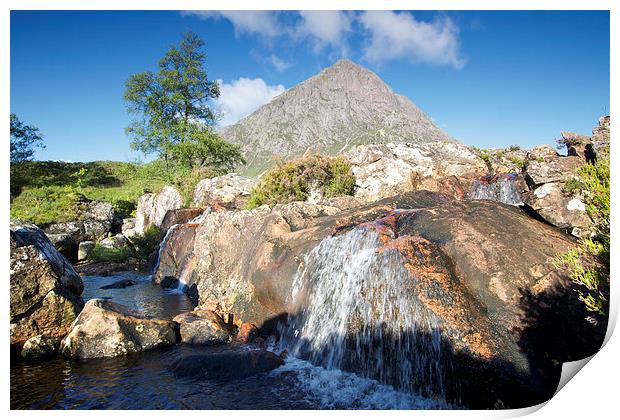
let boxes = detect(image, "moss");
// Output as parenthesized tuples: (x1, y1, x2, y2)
(246, 154, 356, 209)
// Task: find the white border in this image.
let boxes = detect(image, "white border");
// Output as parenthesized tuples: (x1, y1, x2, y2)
(2, 1, 616, 419)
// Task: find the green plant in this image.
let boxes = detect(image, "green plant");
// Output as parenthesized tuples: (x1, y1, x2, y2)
(507, 156, 525, 171)
(10, 113, 45, 162)
(129, 225, 162, 261)
(246, 155, 356, 209)
(508, 145, 521, 151)
(555, 146, 609, 319)
(87, 245, 135, 263)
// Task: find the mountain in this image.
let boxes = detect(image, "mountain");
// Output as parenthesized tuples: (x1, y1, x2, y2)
(220, 59, 457, 175)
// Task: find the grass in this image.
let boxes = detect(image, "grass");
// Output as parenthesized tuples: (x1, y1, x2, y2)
(10, 160, 214, 226)
(86, 226, 162, 263)
(246, 154, 356, 209)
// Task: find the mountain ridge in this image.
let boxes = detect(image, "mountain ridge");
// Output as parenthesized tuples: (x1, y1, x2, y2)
(220, 59, 457, 175)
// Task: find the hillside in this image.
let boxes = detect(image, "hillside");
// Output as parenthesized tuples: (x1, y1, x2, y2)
(220, 59, 456, 175)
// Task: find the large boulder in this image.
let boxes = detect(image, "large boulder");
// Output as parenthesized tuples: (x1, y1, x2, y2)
(43, 201, 114, 243)
(134, 186, 182, 236)
(344, 142, 485, 202)
(193, 173, 257, 210)
(60, 299, 178, 359)
(160, 207, 205, 235)
(154, 191, 604, 408)
(46, 232, 78, 263)
(10, 222, 84, 346)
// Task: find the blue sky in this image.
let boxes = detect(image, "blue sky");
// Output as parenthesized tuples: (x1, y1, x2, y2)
(10, 10, 609, 162)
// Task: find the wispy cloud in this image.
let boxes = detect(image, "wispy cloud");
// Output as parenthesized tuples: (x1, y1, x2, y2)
(182, 11, 281, 38)
(295, 11, 353, 55)
(359, 11, 465, 69)
(269, 54, 292, 71)
(215, 77, 286, 126)
(182, 11, 465, 69)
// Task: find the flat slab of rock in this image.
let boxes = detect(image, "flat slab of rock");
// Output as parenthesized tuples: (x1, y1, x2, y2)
(100, 279, 138, 290)
(60, 299, 178, 359)
(170, 349, 284, 380)
(173, 309, 233, 345)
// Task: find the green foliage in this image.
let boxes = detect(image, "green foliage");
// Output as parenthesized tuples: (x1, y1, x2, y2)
(246, 155, 356, 209)
(164, 127, 245, 172)
(555, 146, 610, 318)
(87, 245, 135, 263)
(10, 160, 187, 225)
(128, 225, 162, 261)
(10, 113, 45, 162)
(508, 145, 521, 151)
(507, 156, 525, 171)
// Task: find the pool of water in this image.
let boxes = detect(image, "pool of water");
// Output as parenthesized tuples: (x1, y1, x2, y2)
(10, 272, 449, 410)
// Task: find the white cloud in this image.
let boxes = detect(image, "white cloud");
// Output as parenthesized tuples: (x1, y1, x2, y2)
(269, 54, 292, 71)
(182, 11, 281, 38)
(296, 11, 353, 54)
(359, 11, 465, 69)
(215, 77, 286, 126)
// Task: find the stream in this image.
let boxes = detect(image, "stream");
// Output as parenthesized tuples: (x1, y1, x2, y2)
(10, 272, 450, 410)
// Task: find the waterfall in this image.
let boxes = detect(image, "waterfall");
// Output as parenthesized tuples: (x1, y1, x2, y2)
(279, 227, 446, 399)
(470, 174, 523, 206)
(152, 223, 179, 276)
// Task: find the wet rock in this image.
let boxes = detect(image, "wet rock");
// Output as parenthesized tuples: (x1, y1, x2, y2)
(469, 173, 524, 206)
(152, 223, 198, 286)
(170, 349, 284, 380)
(21, 335, 61, 360)
(193, 173, 257, 210)
(160, 208, 205, 235)
(10, 221, 84, 345)
(75, 260, 141, 277)
(100, 279, 137, 290)
(78, 240, 95, 261)
(159, 276, 180, 289)
(60, 299, 178, 359)
(236, 323, 259, 343)
(173, 309, 234, 345)
(134, 186, 182, 235)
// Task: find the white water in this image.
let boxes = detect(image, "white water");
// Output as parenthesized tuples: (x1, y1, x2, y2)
(279, 227, 446, 399)
(152, 223, 180, 277)
(470, 176, 523, 206)
(270, 356, 451, 409)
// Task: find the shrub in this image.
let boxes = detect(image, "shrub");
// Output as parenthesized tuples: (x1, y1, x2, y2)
(508, 145, 521, 151)
(246, 155, 356, 209)
(87, 245, 135, 263)
(556, 146, 609, 320)
(129, 225, 163, 261)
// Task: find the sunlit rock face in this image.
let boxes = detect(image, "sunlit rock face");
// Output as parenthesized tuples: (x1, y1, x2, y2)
(152, 191, 603, 407)
(134, 186, 182, 236)
(10, 221, 84, 346)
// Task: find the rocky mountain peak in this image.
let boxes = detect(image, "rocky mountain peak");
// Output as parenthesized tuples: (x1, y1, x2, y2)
(220, 60, 457, 175)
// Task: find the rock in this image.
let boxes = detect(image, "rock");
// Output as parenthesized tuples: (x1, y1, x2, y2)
(236, 323, 259, 343)
(47, 233, 78, 263)
(157, 191, 603, 407)
(561, 132, 591, 159)
(591, 115, 610, 160)
(523, 182, 591, 233)
(469, 173, 524, 206)
(82, 201, 114, 241)
(173, 309, 233, 345)
(170, 349, 284, 380)
(99, 234, 130, 249)
(21, 335, 61, 360)
(344, 142, 484, 202)
(60, 299, 178, 359)
(152, 223, 198, 286)
(78, 241, 95, 261)
(43, 200, 114, 243)
(100, 279, 137, 290)
(74, 260, 141, 277)
(193, 173, 257, 209)
(160, 208, 205, 235)
(525, 155, 582, 186)
(10, 221, 84, 345)
(121, 218, 136, 237)
(134, 186, 182, 236)
(528, 145, 559, 161)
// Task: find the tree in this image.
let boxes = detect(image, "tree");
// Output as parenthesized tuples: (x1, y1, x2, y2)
(164, 125, 245, 173)
(10, 113, 45, 162)
(123, 31, 222, 157)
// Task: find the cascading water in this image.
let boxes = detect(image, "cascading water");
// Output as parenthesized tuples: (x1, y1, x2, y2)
(279, 227, 446, 399)
(152, 223, 179, 276)
(470, 174, 523, 206)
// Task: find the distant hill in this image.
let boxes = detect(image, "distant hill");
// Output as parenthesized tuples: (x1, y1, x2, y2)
(220, 59, 457, 175)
